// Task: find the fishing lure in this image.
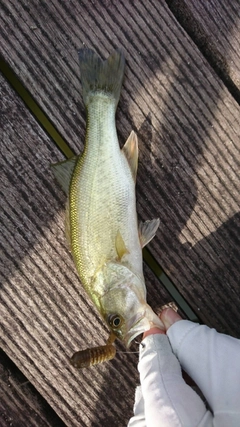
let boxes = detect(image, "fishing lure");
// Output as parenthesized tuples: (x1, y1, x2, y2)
(53, 49, 164, 369)
(70, 344, 116, 368)
(70, 332, 116, 368)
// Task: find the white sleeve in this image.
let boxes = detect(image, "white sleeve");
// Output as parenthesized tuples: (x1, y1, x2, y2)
(128, 334, 212, 427)
(127, 386, 146, 427)
(167, 320, 240, 427)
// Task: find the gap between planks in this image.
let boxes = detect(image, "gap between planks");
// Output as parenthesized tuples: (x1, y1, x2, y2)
(0, 56, 199, 323)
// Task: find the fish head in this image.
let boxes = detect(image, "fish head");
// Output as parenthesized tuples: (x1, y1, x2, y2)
(98, 263, 164, 347)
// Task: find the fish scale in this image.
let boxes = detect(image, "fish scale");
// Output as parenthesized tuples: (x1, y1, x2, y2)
(52, 49, 164, 367)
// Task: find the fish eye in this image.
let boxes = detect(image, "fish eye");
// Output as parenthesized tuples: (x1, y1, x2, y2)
(107, 314, 122, 329)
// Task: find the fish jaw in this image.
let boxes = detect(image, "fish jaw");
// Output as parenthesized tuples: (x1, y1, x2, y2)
(124, 303, 165, 348)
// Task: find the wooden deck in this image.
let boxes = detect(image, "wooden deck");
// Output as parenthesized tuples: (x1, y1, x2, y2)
(1, 1, 240, 425)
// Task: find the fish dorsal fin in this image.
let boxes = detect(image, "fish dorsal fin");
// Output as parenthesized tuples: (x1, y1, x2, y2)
(51, 156, 78, 194)
(122, 131, 138, 181)
(138, 219, 160, 248)
(115, 231, 129, 260)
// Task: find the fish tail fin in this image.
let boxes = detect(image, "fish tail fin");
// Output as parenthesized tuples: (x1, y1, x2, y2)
(78, 49, 125, 108)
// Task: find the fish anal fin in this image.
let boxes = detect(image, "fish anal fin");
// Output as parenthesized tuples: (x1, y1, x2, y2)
(122, 131, 138, 181)
(51, 156, 78, 194)
(115, 231, 129, 260)
(139, 219, 160, 248)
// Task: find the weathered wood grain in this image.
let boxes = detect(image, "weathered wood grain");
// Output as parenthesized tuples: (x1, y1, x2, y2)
(1, 0, 239, 336)
(0, 350, 65, 427)
(0, 76, 172, 425)
(166, 0, 240, 94)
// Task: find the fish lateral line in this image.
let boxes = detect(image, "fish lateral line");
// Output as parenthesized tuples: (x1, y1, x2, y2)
(52, 49, 164, 370)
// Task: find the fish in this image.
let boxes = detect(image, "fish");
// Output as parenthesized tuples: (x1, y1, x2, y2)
(52, 48, 164, 367)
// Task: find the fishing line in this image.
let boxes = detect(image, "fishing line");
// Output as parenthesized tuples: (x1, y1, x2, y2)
(116, 340, 143, 354)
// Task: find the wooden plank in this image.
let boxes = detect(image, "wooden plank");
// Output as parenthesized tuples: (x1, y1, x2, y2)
(0, 76, 172, 425)
(166, 0, 240, 93)
(0, 349, 65, 427)
(1, 1, 240, 335)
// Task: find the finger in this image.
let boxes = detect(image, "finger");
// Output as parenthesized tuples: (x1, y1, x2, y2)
(142, 327, 165, 340)
(160, 308, 182, 331)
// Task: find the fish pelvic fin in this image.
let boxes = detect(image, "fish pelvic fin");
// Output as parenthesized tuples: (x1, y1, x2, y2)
(78, 49, 125, 108)
(115, 231, 129, 260)
(51, 156, 78, 194)
(122, 131, 138, 182)
(139, 219, 160, 247)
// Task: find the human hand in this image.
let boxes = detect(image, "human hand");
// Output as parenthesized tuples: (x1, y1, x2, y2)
(142, 306, 182, 339)
(130, 307, 211, 427)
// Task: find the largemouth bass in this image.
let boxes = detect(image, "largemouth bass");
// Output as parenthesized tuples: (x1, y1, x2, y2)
(52, 49, 164, 367)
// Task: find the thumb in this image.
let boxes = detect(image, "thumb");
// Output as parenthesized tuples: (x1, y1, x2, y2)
(160, 308, 182, 331)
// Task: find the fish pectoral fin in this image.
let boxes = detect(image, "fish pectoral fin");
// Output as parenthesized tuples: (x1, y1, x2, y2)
(139, 218, 160, 247)
(122, 131, 138, 182)
(115, 230, 129, 260)
(51, 156, 78, 194)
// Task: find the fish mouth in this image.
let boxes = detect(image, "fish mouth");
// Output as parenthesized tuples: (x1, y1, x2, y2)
(123, 304, 165, 347)
(124, 314, 151, 348)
